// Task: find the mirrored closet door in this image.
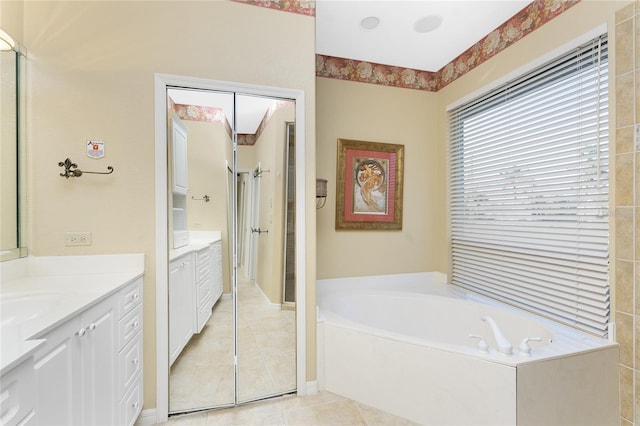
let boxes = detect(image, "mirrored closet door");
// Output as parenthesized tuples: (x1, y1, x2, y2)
(166, 87, 297, 414)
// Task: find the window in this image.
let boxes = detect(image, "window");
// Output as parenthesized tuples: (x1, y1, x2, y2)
(448, 34, 609, 337)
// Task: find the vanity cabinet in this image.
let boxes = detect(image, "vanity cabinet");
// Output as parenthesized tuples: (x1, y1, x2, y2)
(195, 245, 214, 332)
(169, 253, 195, 366)
(212, 240, 223, 301)
(0, 357, 36, 426)
(171, 115, 189, 249)
(78, 299, 117, 425)
(116, 279, 143, 426)
(31, 278, 143, 426)
(170, 238, 223, 363)
(171, 115, 188, 195)
(32, 299, 114, 425)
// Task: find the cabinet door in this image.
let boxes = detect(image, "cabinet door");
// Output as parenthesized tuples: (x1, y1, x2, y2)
(171, 115, 188, 195)
(81, 300, 116, 425)
(32, 317, 82, 425)
(169, 258, 183, 366)
(180, 255, 195, 349)
(169, 254, 195, 365)
(213, 240, 224, 301)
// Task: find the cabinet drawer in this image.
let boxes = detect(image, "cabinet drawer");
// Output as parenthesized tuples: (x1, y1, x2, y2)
(118, 278, 142, 319)
(119, 336, 142, 395)
(197, 276, 213, 306)
(196, 247, 210, 264)
(196, 294, 213, 332)
(119, 375, 143, 426)
(0, 359, 35, 426)
(118, 305, 142, 350)
(196, 252, 212, 282)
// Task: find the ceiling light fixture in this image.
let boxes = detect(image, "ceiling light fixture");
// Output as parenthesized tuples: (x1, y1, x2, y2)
(0, 28, 15, 51)
(414, 15, 443, 33)
(360, 16, 380, 31)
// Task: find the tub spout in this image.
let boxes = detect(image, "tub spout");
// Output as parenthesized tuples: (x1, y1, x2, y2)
(482, 316, 513, 355)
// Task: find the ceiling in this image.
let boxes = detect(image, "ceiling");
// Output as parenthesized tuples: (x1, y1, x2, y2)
(170, 1, 533, 133)
(316, 0, 532, 72)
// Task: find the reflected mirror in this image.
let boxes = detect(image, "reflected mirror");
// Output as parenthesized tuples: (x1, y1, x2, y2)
(0, 45, 26, 262)
(166, 87, 297, 414)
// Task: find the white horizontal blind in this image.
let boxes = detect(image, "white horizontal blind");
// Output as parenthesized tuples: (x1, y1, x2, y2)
(448, 34, 609, 337)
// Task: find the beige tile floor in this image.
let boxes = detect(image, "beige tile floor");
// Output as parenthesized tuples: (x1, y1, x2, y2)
(161, 390, 419, 425)
(170, 277, 296, 412)
(166, 278, 417, 425)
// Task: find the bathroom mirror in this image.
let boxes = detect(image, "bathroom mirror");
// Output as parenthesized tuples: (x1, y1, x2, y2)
(166, 87, 297, 414)
(0, 46, 27, 262)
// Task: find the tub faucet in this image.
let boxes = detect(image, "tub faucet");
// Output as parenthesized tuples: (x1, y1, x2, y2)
(482, 316, 513, 355)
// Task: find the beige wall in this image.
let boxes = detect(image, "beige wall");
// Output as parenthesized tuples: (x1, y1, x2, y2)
(0, 1, 23, 43)
(183, 119, 232, 290)
(21, 0, 315, 409)
(255, 104, 295, 303)
(316, 78, 446, 278)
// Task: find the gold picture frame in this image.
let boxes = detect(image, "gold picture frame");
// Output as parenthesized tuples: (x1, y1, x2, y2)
(335, 138, 404, 230)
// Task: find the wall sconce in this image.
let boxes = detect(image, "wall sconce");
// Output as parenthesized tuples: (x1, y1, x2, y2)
(316, 178, 328, 209)
(0, 29, 15, 51)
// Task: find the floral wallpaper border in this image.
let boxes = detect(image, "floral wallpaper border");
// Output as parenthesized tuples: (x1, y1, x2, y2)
(231, 0, 314, 16)
(438, 0, 581, 89)
(171, 101, 294, 146)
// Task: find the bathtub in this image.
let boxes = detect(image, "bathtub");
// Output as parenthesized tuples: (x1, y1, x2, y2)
(316, 272, 619, 425)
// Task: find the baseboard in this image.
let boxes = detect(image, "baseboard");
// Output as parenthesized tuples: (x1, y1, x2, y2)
(135, 408, 158, 425)
(305, 380, 319, 395)
(135, 385, 316, 425)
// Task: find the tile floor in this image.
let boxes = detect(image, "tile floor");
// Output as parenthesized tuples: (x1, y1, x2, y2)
(170, 277, 296, 412)
(165, 277, 417, 425)
(161, 390, 419, 425)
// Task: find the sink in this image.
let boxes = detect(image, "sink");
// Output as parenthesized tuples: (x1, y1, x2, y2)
(0, 292, 62, 324)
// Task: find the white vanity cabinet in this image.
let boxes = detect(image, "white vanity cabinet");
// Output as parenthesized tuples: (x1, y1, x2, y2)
(116, 278, 143, 426)
(192, 241, 224, 328)
(171, 115, 189, 249)
(169, 236, 223, 364)
(212, 239, 223, 302)
(33, 296, 115, 425)
(169, 253, 195, 366)
(0, 358, 36, 426)
(195, 245, 214, 333)
(30, 277, 143, 426)
(171, 115, 188, 195)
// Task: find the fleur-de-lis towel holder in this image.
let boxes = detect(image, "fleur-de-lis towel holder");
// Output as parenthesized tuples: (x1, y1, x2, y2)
(58, 158, 114, 179)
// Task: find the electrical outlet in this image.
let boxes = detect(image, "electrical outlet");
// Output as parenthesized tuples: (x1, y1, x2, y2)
(65, 232, 92, 246)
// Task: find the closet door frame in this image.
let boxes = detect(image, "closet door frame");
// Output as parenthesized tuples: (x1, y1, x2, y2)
(154, 74, 307, 423)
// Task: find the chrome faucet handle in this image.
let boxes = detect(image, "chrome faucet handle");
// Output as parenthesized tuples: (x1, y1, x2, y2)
(468, 334, 490, 354)
(518, 337, 542, 356)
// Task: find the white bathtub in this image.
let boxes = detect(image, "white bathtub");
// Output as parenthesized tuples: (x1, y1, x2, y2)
(317, 272, 619, 425)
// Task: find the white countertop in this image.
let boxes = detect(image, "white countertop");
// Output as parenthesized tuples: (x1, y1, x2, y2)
(0, 254, 144, 375)
(170, 231, 222, 261)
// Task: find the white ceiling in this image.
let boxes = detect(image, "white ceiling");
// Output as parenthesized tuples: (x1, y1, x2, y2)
(316, 0, 532, 72)
(169, 1, 532, 132)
